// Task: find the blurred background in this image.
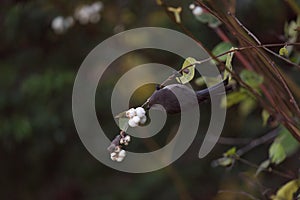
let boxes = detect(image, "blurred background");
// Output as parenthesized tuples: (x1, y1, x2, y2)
(1, 0, 300, 199)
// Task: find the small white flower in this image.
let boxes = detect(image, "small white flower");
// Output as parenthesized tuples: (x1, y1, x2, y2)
(192, 6, 203, 16)
(128, 118, 138, 127)
(139, 115, 147, 124)
(189, 4, 195, 10)
(135, 107, 146, 118)
(126, 108, 136, 118)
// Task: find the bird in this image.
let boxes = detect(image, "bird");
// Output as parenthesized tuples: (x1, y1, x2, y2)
(146, 78, 235, 114)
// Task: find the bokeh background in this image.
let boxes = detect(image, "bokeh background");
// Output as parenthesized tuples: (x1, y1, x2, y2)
(1, 0, 300, 199)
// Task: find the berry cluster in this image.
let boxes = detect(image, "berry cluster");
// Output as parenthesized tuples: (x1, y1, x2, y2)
(74, 1, 103, 25)
(107, 107, 147, 162)
(51, 16, 74, 34)
(51, 1, 103, 34)
(107, 131, 131, 162)
(126, 107, 147, 127)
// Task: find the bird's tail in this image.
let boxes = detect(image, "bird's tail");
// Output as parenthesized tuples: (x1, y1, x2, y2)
(196, 78, 235, 102)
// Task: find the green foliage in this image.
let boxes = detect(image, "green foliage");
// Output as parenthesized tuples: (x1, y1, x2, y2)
(256, 126, 299, 176)
(211, 42, 233, 63)
(256, 160, 270, 176)
(279, 46, 289, 57)
(269, 141, 286, 165)
(212, 147, 236, 167)
(262, 127, 300, 167)
(221, 90, 248, 108)
(21, 70, 74, 99)
(240, 70, 264, 88)
(176, 57, 196, 84)
(262, 109, 270, 126)
(272, 179, 300, 200)
(119, 118, 129, 131)
(195, 12, 221, 28)
(276, 127, 300, 157)
(224, 147, 236, 156)
(222, 70, 264, 115)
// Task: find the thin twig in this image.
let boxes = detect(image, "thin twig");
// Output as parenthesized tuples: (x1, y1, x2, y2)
(218, 137, 252, 145)
(229, 13, 300, 118)
(236, 157, 295, 179)
(236, 128, 279, 156)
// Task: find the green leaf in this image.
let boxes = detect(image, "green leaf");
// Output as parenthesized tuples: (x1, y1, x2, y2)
(115, 111, 126, 118)
(277, 127, 300, 156)
(119, 118, 129, 131)
(238, 98, 257, 116)
(194, 76, 222, 86)
(240, 70, 264, 88)
(176, 57, 196, 84)
(195, 13, 221, 28)
(262, 109, 270, 127)
(269, 141, 286, 165)
(272, 179, 300, 200)
(214, 157, 234, 167)
(194, 77, 205, 86)
(211, 42, 233, 64)
(255, 160, 270, 176)
(223, 147, 236, 157)
(279, 47, 289, 56)
(221, 91, 248, 108)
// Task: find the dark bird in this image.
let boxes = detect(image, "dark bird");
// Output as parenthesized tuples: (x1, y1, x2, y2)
(147, 78, 235, 114)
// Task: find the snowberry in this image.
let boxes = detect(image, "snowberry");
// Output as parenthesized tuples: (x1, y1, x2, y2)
(63, 16, 74, 28)
(120, 135, 131, 146)
(132, 116, 141, 123)
(189, 4, 195, 10)
(126, 108, 136, 118)
(89, 13, 101, 23)
(110, 149, 126, 162)
(116, 150, 126, 162)
(91, 1, 103, 12)
(135, 107, 146, 118)
(192, 6, 203, 16)
(51, 16, 65, 34)
(139, 115, 147, 124)
(128, 118, 138, 127)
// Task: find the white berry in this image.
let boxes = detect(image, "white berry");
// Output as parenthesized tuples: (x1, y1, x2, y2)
(91, 1, 103, 12)
(115, 150, 126, 162)
(189, 4, 195, 10)
(139, 115, 147, 124)
(124, 135, 131, 142)
(132, 116, 141, 123)
(135, 107, 146, 118)
(51, 16, 65, 34)
(192, 6, 203, 16)
(126, 108, 136, 118)
(110, 152, 117, 161)
(128, 118, 138, 127)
